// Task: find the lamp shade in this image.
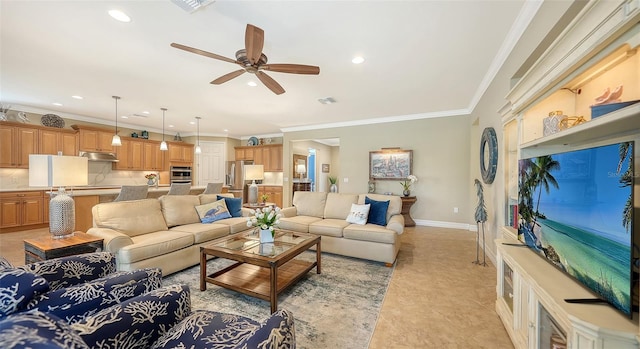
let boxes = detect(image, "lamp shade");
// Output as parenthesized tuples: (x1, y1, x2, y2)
(29, 155, 88, 187)
(244, 164, 264, 181)
(296, 164, 306, 174)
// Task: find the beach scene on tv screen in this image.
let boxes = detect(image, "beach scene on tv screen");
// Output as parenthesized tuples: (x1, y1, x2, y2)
(518, 142, 633, 315)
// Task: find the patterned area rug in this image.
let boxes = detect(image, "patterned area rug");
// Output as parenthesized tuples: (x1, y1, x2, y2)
(164, 251, 394, 349)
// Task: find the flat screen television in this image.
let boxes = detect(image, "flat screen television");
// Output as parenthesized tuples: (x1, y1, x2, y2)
(517, 141, 635, 317)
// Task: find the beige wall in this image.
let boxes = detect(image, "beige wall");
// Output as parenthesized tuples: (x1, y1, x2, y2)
(283, 115, 472, 226)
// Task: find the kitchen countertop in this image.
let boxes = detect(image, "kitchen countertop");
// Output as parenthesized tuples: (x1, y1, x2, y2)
(1, 185, 210, 196)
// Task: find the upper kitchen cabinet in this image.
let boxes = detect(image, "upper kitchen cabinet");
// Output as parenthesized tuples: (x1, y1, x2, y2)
(39, 128, 78, 156)
(72, 125, 115, 153)
(235, 144, 282, 171)
(235, 146, 254, 161)
(0, 123, 38, 168)
(143, 141, 167, 171)
(113, 137, 144, 170)
(168, 142, 194, 164)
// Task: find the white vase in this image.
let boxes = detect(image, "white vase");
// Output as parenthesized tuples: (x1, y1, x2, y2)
(259, 229, 274, 243)
(330, 184, 338, 193)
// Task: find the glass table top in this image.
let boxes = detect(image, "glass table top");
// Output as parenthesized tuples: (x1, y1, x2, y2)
(211, 229, 314, 257)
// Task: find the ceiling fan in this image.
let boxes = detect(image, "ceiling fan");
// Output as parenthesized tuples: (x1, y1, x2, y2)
(171, 24, 320, 95)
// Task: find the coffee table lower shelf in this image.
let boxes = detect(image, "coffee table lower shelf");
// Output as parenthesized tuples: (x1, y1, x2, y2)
(203, 259, 317, 311)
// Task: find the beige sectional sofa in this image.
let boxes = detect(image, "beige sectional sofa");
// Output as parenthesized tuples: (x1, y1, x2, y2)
(278, 192, 404, 266)
(87, 194, 251, 276)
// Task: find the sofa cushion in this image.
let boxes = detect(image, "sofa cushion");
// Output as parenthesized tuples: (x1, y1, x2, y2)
(117, 231, 194, 264)
(217, 195, 243, 217)
(195, 199, 232, 223)
(0, 269, 49, 317)
(324, 193, 359, 219)
(170, 223, 230, 243)
(343, 224, 398, 244)
(278, 215, 323, 233)
(93, 199, 168, 237)
(358, 194, 402, 223)
(309, 219, 350, 237)
(292, 192, 328, 218)
(0, 311, 90, 349)
(345, 203, 370, 225)
(159, 195, 201, 227)
(365, 197, 390, 226)
(210, 217, 254, 234)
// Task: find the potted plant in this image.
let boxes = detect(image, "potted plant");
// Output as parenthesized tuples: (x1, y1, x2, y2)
(328, 176, 338, 193)
(399, 175, 418, 196)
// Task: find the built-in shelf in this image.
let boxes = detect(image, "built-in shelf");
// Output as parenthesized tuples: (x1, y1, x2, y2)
(521, 102, 640, 157)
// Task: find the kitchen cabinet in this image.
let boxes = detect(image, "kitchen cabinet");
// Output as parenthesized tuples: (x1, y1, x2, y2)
(168, 142, 194, 164)
(0, 124, 38, 168)
(39, 128, 78, 156)
(143, 141, 167, 171)
(72, 125, 115, 153)
(113, 138, 144, 170)
(74, 195, 99, 233)
(236, 144, 282, 171)
(0, 191, 44, 228)
(258, 186, 282, 208)
(235, 147, 254, 161)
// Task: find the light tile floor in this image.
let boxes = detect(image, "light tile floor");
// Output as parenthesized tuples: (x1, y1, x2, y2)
(0, 225, 513, 348)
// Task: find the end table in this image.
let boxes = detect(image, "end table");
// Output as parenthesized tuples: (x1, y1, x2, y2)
(24, 232, 104, 264)
(400, 196, 417, 227)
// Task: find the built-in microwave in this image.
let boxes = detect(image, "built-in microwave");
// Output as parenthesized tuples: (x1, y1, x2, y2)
(170, 166, 192, 184)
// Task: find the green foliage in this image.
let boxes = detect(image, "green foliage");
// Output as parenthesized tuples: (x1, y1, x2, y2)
(328, 176, 337, 184)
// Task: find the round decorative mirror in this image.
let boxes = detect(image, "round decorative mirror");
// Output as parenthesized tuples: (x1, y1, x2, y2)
(480, 127, 498, 184)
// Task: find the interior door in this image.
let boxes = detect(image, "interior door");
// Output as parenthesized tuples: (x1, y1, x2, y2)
(196, 141, 225, 186)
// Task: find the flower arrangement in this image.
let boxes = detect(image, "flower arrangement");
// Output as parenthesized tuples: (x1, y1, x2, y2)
(400, 174, 418, 191)
(246, 206, 282, 237)
(260, 194, 269, 203)
(144, 173, 157, 180)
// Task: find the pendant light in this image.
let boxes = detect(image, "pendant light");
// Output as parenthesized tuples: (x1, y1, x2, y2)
(111, 96, 122, 146)
(194, 116, 202, 154)
(160, 107, 168, 151)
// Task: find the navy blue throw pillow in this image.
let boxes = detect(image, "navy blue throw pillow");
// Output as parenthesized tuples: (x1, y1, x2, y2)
(217, 195, 242, 217)
(365, 197, 390, 226)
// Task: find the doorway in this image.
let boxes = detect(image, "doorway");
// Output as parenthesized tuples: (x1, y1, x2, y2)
(196, 141, 226, 186)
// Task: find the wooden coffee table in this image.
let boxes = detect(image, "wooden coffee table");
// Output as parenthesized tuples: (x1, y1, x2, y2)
(200, 229, 321, 313)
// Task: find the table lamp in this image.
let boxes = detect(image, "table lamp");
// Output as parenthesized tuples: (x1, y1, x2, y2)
(296, 164, 306, 181)
(245, 164, 264, 205)
(29, 155, 88, 239)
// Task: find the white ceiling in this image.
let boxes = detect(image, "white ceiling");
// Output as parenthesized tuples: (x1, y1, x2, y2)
(0, 1, 536, 139)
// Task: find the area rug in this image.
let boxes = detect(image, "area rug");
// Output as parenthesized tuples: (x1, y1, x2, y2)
(163, 251, 394, 349)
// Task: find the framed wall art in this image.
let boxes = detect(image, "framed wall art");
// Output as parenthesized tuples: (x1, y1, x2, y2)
(369, 149, 413, 180)
(322, 164, 330, 173)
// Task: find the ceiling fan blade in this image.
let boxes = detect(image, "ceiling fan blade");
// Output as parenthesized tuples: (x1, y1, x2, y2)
(256, 71, 285, 95)
(210, 69, 246, 85)
(261, 64, 320, 75)
(171, 43, 238, 64)
(245, 24, 264, 65)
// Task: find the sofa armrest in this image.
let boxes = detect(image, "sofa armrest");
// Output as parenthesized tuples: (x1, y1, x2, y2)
(28, 268, 163, 325)
(239, 308, 296, 348)
(0, 311, 90, 349)
(17, 252, 116, 291)
(72, 284, 191, 349)
(86, 228, 134, 254)
(280, 206, 297, 218)
(386, 214, 405, 235)
(241, 207, 253, 217)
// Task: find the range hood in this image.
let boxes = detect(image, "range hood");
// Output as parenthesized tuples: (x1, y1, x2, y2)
(79, 151, 119, 162)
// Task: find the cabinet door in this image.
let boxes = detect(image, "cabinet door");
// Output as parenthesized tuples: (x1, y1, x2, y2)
(113, 140, 131, 170)
(269, 145, 283, 171)
(143, 142, 165, 170)
(169, 144, 183, 161)
(44, 195, 50, 223)
(0, 126, 15, 167)
(79, 129, 99, 151)
(98, 131, 115, 152)
(182, 144, 193, 163)
(0, 200, 20, 228)
(39, 129, 60, 155)
(254, 147, 264, 167)
(22, 197, 44, 225)
(129, 140, 144, 170)
(17, 127, 38, 168)
(60, 132, 78, 155)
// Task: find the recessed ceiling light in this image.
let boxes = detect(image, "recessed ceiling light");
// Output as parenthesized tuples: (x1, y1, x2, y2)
(142, 111, 150, 114)
(108, 9, 131, 23)
(52, 102, 63, 106)
(121, 115, 128, 119)
(189, 121, 195, 125)
(224, 129, 229, 132)
(352, 56, 365, 64)
(71, 95, 83, 100)
(247, 81, 257, 87)
(169, 124, 174, 128)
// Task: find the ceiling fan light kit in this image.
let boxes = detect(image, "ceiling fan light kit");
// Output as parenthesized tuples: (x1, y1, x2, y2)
(171, 24, 320, 95)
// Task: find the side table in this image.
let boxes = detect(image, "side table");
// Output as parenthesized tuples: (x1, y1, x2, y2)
(24, 232, 104, 264)
(243, 202, 276, 209)
(400, 196, 417, 227)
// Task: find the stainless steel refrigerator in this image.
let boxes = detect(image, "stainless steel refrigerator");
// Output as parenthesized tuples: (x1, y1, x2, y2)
(226, 160, 253, 200)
